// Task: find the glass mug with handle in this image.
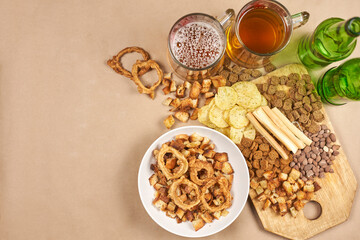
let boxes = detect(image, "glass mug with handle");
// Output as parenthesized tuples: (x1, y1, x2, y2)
(167, 10, 235, 81)
(226, 0, 310, 68)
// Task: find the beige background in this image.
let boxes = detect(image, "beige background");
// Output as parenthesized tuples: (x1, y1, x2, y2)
(0, 0, 359, 239)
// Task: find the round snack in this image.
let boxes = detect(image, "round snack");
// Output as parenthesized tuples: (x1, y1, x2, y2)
(215, 86, 238, 110)
(229, 127, 245, 144)
(189, 160, 215, 186)
(200, 176, 232, 212)
(260, 95, 268, 106)
(232, 82, 261, 109)
(169, 177, 201, 211)
(131, 59, 163, 99)
(107, 46, 150, 78)
(229, 105, 249, 129)
(243, 124, 256, 140)
(157, 144, 188, 180)
(209, 104, 229, 128)
(198, 100, 217, 129)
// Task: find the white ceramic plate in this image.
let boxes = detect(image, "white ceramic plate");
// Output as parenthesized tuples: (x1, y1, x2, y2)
(138, 126, 249, 238)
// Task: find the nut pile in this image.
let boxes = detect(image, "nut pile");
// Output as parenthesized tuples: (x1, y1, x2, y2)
(256, 73, 324, 134)
(291, 124, 340, 181)
(239, 135, 321, 217)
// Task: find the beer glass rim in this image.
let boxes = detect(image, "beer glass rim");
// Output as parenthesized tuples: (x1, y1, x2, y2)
(235, 0, 293, 57)
(167, 12, 226, 72)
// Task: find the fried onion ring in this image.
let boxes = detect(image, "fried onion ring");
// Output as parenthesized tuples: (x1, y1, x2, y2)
(189, 160, 214, 185)
(107, 46, 150, 78)
(131, 59, 163, 99)
(200, 176, 232, 212)
(169, 177, 200, 210)
(157, 144, 188, 180)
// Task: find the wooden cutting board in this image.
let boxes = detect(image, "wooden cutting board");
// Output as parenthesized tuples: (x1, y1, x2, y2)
(249, 64, 358, 240)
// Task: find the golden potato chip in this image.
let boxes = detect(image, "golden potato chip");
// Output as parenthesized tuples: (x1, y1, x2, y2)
(244, 128, 256, 140)
(215, 126, 230, 137)
(214, 87, 238, 110)
(245, 123, 255, 131)
(232, 82, 261, 109)
(230, 127, 245, 144)
(209, 104, 229, 128)
(260, 95, 268, 106)
(223, 109, 231, 125)
(229, 105, 249, 129)
(198, 100, 216, 128)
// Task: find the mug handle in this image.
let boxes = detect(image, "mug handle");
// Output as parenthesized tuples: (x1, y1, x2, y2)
(292, 11, 310, 29)
(217, 9, 235, 30)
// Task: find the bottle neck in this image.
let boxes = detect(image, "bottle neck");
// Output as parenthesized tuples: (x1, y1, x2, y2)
(345, 17, 360, 37)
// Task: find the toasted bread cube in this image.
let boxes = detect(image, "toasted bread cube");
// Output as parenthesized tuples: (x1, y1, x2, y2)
(290, 207, 298, 218)
(170, 80, 177, 92)
(269, 194, 278, 204)
(305, 192, 314, 200)
(250, 179, 259, 189)
(293, 200, 305, 211)
(200, 137, 210, 149)
(279, 173, 288, 181)
(256, 186, 264, 195)
(191, 98, 199, 108)
(204, 92, 215, 98)
(163, 115, 175, 129)
(162, 86, 171, 95)
(263, 171, 274, 180)
(264, 189, 271, 196)
(214, 152, 228, 162)
(174, 111, 190, 123)
(272, 178, 281, 188)
(201, 79, 212, 93)
(153, 199, 167, 211)
(287, 176, 296, 184)
(198, 154, 206, 161)
(186, 141, 201, 148)
(203, 149, 216, 158)
(279, 203, 287, 215)
(190, 81, 201, 99)
(224, 174, 234, 185)
(204, 143, 215, 150)
(167, 201, 176, 212)
(210, 75, 226, 89)
(162, 97, 173, 106)
(175, 134, 189, 141)
(257, 193, 267, 201)
(190, 133, 204, 142)
(154, 183, 164, 191)
(164, 72, 172, 80)
(178, 98, 195, 112)
(292, 182, 300, 193)
(282, 181, 293, 195)
(221, 210, 229, 217)
(149, 174, 158, 186)
(289, 194, 297, 201)
(176, 84, 185, 98)
(297, 179, 305, 188)
(286, 199, 293, 209)
(181, 149, 190, 158)
(276, 196, 285, 204)
(259, 180, 268, 189)
(166, 211, 177, 218)
(263, 199, 271, 210)
(200, 212, 213, 223)
(170, 98, 181, 108)
(296, 190, 306, 200)
(271, 205, 279, 213)
(184, 81, 192, 89)
(303, 182, 315, 192)
(192, 219, 205, 231)
(176, 208, 185, 219)
(204, 97, 214, 105)
(190, 108, 199, 120)
(221, 162, 234, 174)
(162, 77, 171, 86)
(213, 211, 221, 220)
(289, 168, 301, 180)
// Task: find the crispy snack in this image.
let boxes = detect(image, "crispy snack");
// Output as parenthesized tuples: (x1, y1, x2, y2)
(157, 144, 188, 179)
(131, 59, 163, 99)
(107, 46, 150, 77)
(149, 133, 234, 231)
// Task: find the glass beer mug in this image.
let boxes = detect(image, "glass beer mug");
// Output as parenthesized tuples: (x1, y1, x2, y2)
(226, 0, 310, 68)
(167, 10, 235, 81)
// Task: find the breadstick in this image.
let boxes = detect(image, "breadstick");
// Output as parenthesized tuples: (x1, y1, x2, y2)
(261, 106, 306, 149)
(246, 112, 289, 160)
(272, 107, 312, 146)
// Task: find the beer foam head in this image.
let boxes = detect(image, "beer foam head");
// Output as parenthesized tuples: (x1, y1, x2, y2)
(172, 22, 224, 69)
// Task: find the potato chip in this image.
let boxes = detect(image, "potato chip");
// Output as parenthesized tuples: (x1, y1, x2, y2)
(232, 81, 261, 109)
(198, 100, 216, 128)
(230, 127, 245, 144)
(215, 126, 230, 137)
(214, 87, 238, 110)
(260, 95, 268, 106)
(223, 109, 231, 125)
(244, 128, 256, 140)
(229, 105, 249, 129)
(209, 104, 229, 128)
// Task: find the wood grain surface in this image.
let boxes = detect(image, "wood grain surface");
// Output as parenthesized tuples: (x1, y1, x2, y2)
(250, 64, 358, 240)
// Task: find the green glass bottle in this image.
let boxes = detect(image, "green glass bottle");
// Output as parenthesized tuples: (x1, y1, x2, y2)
(317, 58, 360, 105)
(298, 17, 360, 69)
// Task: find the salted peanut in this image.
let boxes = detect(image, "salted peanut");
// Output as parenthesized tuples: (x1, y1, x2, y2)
(162, 97, 173, 106)
(282, 181, 293, 195)
(192, 218, 205, 231)
(256, 186, 264, 195)
(259, 180, 268, 189)
(174, 111, 190, 123)
(167, 201, 176, 212)
(289, 168, 301, 180)
(190, 133, 204, 142)
(184, 81, 192, 89)
(163, 115, 175, 129)
(279, 173, 288, 181)
(222, 162, 234, 174)
(201, 79, 212, 93)
(200, 212, 213, 223)
(176, 208, 185, 219)
(153, 199, 167, 211)
(149, 174, 158, 186)
(162, 86, 171, 95)
(170, 80, 177, 92)
(190, 108, 199, 120)
(303, 182, 315, 192)
(290, 207, 298, 218)
(263, 171, 274, 180)
(190, 81, 202, 99)
(176, 84, 186, 98)
(203, 149, 216, 158)
(263, 199, 271, 210)
(257, 193, 267, 201)
(214, 152, 228, 162)
(204, 92, 215, 98)
(293, 200, 305, 211)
